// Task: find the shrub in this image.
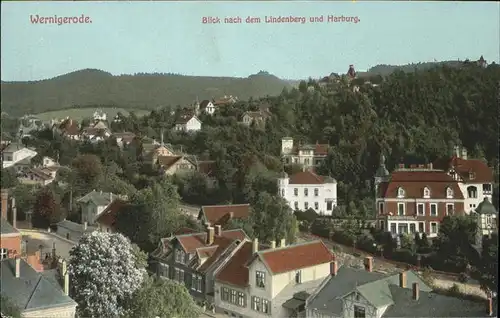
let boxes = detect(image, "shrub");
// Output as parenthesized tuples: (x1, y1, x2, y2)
(448, 283, 461, 295)
(331, 230, 356, 246)
(356, 234, 378, 254)
(458, 272, 469, 283)
(391, 248, 416, 264)
(310, 219, 332, 239)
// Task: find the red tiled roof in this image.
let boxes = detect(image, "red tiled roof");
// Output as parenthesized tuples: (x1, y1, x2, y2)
(58, 118, 80, 136)
(289, 170, 325, 185)
(175, 111, 196, 124)
(157, 155, 183, 169)
(95, 199, 128, 228)
(197, 237, 235, 272)
(314, 144, 329, 156)
(378, 170, 464, 199)
(175, 227, 198, 235)
(434, 157, 493, 183)
(259, 240, 333, 274)
(176, 229, 247, 253)
(200, 204, 251, 226)
(216, 241, 253, 287)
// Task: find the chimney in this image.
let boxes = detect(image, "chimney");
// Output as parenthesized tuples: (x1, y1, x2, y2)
(454, 145, 460, 157)
(100, 190, 102, 195)
(228, 211, 234, 220)
(412, 282, 419, 300)
(1, 190, 8, 219)
(206, 226, 215, 245)
(461, 148, 468, 160)
(428, 163, 433, 170)
(487, 297, 493, 316)
(214, 225, 222, 236)
(252, 238, 259, 254)
(15, 256, 20, 278)
(399, 271, 407, 288)
(302, 166, 306, 172)
(270, 240, 276, 249)
(330, 261, 338, 276)
(12, 206, 17, 229)
(364, 256, 373, 272)
(280, 238, 286, 247)
(83, 222, 88, 231)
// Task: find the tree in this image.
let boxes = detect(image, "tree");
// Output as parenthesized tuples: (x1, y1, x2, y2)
(0, 295, 21, 318)
(32, 187, 60, 228)
(476, 234, 498, 295)
(71, 154, 104, 193)
(125, 276, 201, 318)
(68, 231, 146, 318)
(1, 168, 18, 188)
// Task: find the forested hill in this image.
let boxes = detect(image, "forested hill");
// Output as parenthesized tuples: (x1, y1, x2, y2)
(358, 60, 465, 77)
(0, 69, 292, 116)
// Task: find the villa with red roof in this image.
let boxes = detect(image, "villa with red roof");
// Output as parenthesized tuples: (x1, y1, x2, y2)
(281, 137, 329, 168)
(278, 170, 337, 216)
(214, 238, 334, 318)
(197, 204, 251, 227)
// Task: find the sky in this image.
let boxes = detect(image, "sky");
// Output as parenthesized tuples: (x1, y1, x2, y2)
(1, 1, 499, 81)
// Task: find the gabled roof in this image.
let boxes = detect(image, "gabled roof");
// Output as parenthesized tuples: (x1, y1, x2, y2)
(289, 170, 334, 185)
(378, 170, 464, 199)
(94, 199, 128, 228)
(216, 240, 253, 287)
(475, 197, 497, 215)
(0, 258, 76, 312)
(76, 190, 117, 207)
(252, 240, 333, 274)
(22, 168, 53, 181)
(57, 118, 79, 136)
(199, 100, 213, 110)
(175, 229, 247, 254)
(175, 112, 199, 125)
(1, 218, 20, 235)
(198, 204, 251, 226)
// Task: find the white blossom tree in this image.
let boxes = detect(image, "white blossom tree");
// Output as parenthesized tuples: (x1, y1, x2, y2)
(68, 231, 146, 318)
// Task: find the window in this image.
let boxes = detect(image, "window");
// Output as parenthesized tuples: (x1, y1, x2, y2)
(417, 203, 425, 216)
(230, 290, 237, 304)
(423, 187, 430, 198)
(430, 204, 438, 216)
(446, 187, 454, 198)
(380, 220, 385, 231)
(281, 189, 285, 197)
(314, 188, 319, 196)
(175, 248, 185, 264)
(304, 188, 309, 196)
(314, 202, 319, 210)
(483, 184, 492, 193)
(0, 248, 7, 260)
(174, 268, 184, 284)
(378, 202, 384, 215)
(467, 186, 478, 199)
(327, 201, 333, 211)
(430, 222, 438, 234)
(237, 292, 245, 307)
(354, 305, 366, 318)
(418, 222, 425, 233)
(252, 296, 261, 311)
(446, 204, 454, 216)
(294, 188, 298, 196)
(397, 203, 405, 216)
(305, 159, 310, 166)
(410, 224, 416, 233)
(191, 274, 202, 292)
(304, 202, 309, 210)
(159, 263, 169, 278)
(255, 271, 265, 288)
(397, 187, 405, 198)
(295, 270, 302, 284)
(262, 299, 270, 314)
(469, 172, 476, 180)
(294, 202, 298, 210)
(222, 287, 229, 301)
(390, 223, 397, 234)
(398, 224, 408, 234)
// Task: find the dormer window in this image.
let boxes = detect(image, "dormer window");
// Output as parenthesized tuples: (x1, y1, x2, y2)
(397, 187, 405, 198)
(446, 187, 453, 199)
(423, 187, 431, 198)
(469, 172, 476, 180)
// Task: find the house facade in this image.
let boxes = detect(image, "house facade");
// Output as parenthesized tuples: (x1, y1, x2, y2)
(241, 111, 269, 127)
(53, 118, 80, 140)
(281, 138, 329, 168)
(94, 199, 128, 233)
(278, 170, 337, 216)
(175, 114, 202, 132)
(18, 168, 56, 186)
(433, 146, 494, 214)
(157, 155, 197, 175)
(1, 142, 38, 169)
(77, 190, 120, 225)
(112, 132, 136, 148)
(375, 160, 465, 238)
(214, 239, 333, 318)
(199, 100, 216, 115)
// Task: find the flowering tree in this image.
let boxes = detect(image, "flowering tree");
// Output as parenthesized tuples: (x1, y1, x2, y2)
(68, 231, 146, 318)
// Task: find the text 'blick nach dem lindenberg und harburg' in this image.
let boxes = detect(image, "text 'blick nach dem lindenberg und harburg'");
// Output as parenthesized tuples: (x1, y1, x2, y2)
(202, 15, 361, 24)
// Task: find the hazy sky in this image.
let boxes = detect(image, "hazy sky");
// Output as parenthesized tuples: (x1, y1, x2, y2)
(1, 1, 499, 81)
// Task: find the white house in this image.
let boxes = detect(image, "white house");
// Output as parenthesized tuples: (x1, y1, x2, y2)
(214, 238, 333, 318)
(199, 100, 216, 115)
(93, 109, 107, 122)
(281, 137, 329, 169)
(434, 146, 494, 215)
(1, 142, 38, 169)
(278, 170, 337, 216)
(174, 114, 202, 132)
(472, 197, 498, 252)
(77, 190, 120, 225)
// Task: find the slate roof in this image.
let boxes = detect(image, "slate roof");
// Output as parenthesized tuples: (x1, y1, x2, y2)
(76, 190, 118, 207)
(199, 100, 212, 110)
(253, 240, 333, 274)
(307, 268, 433, 316)
(0, 258, 76, 312)
(475, 197, 498, 215)
(1, 218, 20, 235)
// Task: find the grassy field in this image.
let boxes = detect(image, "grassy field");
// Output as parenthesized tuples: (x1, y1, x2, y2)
(34, 107, 150, 121)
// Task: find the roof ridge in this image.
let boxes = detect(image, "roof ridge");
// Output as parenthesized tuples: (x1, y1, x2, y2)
(258, 239, 326, 254)
(202, 203, 250, 208)
(24, 275, 44, 310)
